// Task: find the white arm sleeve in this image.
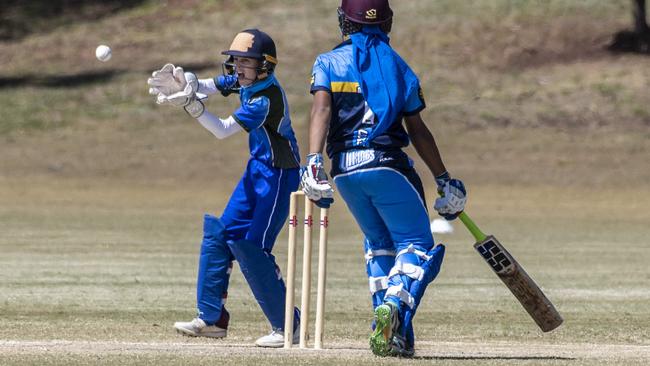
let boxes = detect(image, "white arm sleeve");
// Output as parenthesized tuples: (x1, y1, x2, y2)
(197, 78, 219, 96)
(196, 111, 243, 139)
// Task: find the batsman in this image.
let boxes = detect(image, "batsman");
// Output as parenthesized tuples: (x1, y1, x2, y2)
(147, 29, 302, 347)
(301, 0, 467, 357)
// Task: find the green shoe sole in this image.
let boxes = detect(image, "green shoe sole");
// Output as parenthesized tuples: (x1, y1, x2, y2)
(369, 305, 392, 357)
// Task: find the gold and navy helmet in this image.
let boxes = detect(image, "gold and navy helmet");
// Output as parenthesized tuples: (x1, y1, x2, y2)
(221, 29, 278, 73)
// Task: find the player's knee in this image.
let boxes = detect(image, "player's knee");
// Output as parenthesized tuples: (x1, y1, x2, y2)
(202, 214, 229, 247)
(384, 244, 446, 309)
(365, 237, 394, 252)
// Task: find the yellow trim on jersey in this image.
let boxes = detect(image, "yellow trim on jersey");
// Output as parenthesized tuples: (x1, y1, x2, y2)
(331, 81, 360, 93)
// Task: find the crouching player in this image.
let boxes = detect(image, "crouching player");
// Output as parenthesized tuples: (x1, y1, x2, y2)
(301, 0, 467, 357)
(147, 29, 301, 347)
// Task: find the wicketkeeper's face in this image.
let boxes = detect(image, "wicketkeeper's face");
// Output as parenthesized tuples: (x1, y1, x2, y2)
(233, 57, 262, 86)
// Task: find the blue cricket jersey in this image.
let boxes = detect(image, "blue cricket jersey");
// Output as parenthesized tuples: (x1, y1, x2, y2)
(310, 40, 426, 159)
(232, 75, 300, 169)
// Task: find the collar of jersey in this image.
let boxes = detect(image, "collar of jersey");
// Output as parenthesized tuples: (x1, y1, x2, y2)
(333, 39, 352, 50)
(240, 74, 276, 101)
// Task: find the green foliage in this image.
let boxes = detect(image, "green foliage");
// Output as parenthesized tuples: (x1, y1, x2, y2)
(0, 0, 644, 136)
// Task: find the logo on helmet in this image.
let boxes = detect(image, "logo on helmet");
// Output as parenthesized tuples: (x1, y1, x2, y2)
(365, 9, 377, 20)
(229, 33, 255, 52)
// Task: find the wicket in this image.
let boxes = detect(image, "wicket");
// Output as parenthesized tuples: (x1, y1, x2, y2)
(284, 190, 329, 349)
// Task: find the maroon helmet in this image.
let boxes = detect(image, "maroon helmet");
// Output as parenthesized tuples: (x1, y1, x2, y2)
(340, 0, 393, 25)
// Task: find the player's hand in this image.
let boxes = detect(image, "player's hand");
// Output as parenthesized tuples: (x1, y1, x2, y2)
(147, 64, 186, 97)
(300, 153, 334, 209)
(216, 74, 240, 96)
(434, 172, 466, 220)
(156, 72, 199, 106)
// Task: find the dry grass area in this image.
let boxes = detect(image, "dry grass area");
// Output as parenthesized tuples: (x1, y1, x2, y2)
(1, 180, 649, 365)
(0, 0, 648, 190)
(2, 339, 650, 365)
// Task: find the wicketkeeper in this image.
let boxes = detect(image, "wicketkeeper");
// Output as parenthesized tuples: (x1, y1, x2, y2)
(301, 0, 467, 357)
(147, 29, 301, 348)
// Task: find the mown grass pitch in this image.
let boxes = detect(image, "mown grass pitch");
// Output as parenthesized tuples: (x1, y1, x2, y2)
(1, 180, 648, 365)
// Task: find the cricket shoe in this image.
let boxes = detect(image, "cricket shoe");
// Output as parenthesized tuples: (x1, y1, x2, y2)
(369, 303, 400, 357)
(173, 318, 227, 338)
(255, 329, 300, 348)
(389, 334, 415, 358)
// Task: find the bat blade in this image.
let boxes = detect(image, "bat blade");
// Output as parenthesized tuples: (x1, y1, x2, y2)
(474, 235, 563, 332)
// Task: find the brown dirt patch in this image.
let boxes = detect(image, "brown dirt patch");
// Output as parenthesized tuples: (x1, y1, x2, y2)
(1, 340, 649, 361)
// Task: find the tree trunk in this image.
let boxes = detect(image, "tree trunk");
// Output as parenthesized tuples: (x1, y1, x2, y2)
(609, 0, 650, 53)
(634, 0, 649, 34)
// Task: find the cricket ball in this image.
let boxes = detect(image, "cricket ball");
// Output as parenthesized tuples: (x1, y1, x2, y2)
(95, 45, 112, 62)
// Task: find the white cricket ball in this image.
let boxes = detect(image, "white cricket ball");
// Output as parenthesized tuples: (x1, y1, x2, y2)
(95, 45, 112, 62)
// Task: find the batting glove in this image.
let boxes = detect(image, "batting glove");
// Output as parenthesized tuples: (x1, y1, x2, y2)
(300, 153, 334, 209)
(434, 172, 467, 220)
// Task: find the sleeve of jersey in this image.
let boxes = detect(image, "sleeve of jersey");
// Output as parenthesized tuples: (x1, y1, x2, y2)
(232, 96, 270, 132)
(310, 56, 331, 94)
(197, 78, 218, 96)
(402, 86, 427, 116)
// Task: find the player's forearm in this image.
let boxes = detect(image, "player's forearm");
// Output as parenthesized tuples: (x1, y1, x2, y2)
(196, 111, 243, 139)
(309, 110, 329, 154)
(309, 91, 332, 154)
(405, 114, 447, 178)
(412, 132, 447, 178)
(197, 79, 219, 96)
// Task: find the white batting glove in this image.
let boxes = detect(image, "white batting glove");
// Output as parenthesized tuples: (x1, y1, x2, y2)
(300, 153, 334, 208)
(433, 172, 467, 220)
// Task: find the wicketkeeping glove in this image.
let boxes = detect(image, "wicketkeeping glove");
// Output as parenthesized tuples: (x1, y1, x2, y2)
(152, 71, 205, 118)
(156, 72, 198, 106)
(434, 171, 467, 220)
(300, 153, 334, 209)
(147, 64, 186, 97)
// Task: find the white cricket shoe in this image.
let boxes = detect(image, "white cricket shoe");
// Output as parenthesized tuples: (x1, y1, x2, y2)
(255, 329, 300, 348)
(174, 318, 227, 338)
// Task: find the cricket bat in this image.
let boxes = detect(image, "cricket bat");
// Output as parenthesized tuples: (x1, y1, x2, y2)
(458, 212, 563, 332)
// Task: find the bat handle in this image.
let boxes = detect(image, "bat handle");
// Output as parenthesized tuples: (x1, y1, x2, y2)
(458, 212, 487, 242)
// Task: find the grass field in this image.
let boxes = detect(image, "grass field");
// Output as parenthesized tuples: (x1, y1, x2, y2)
(1, 180, 649, 365)
(1, 0, 650, 365)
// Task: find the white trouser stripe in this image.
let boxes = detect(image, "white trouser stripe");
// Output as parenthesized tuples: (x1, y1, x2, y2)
(332, 167, 427, 212)
(261, 169, 282, 248)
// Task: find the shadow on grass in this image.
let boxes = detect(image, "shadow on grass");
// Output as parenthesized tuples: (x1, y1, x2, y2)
(0, 0, 148, 41)
(0, 62, 217, 89)
(0, 70, 120, 89)
(414, 355, 575, 361)
(608, 30, 650, 54)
